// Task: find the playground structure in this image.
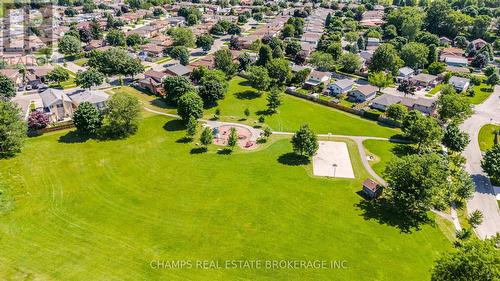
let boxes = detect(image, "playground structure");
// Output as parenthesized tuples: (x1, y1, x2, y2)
(212, 125, 258, 150)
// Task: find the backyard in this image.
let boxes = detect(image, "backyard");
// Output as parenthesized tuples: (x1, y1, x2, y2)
(0, 114, 450, 280)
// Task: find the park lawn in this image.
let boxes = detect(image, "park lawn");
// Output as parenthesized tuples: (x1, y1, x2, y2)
(0, 114, 450, 280)
(478, 124, 500, 152)
(205, 76, 399, 138)
(362, 139, 413, 178)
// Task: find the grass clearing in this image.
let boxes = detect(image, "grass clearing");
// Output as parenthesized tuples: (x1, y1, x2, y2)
(205, 76, 400, 138)
(362, 139, 413, 177)
(466, 84, 493, 105)
(0, 114, 450, 280)
(478, 124, 500, 152)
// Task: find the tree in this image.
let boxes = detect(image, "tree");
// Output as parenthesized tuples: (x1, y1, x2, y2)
(87, 48, 144, 77)
(285, 40, 301, 58)
(428, 62, 446, 75)
(282, 24, 295, 38)
(75, 68, 105, 90)
(58, 34, 81, 56)
(368, 72, 392, 92)
(483, 66, 498, 77)
(214, 49, 237, 76)
(397, 80, 416, 96)
(200, 127, 213, 149)
(199, 79, 226, 106)
(102, 93, 141, 138)
(472, 15, 491, 39)
(90, 19, 102, 39)
(437, 92, 472, 122)
(243, 107, 250, 119)
(339, 52, 361, 74)
(291, 124, 318, 158)
(266, 88, 282, 113)
(257, 45, 273, 66)
(185, 116, 197, 139)
(428, 44, 438, 64)
(168, 46, 190, 66)
(486, 73, 499, 88)
(442, 124, 470, 153)
(385, 153, 449, 221)
(267, 59, 291, 86)
(163, 76, 195, 105)
(79, 28, 93, 43)
(308, 51, 335, 71)
(227, 127, 237, 150)
(126, 33, 144, 47)
(400, 42, 429, 69)
(291, 68, 311, 86)
(47, 67, 70, 86)
(227, 24, 241, 35)
(370, 44, 403, 74)
(0, 74, 16, 100)
(238, 52, 252, 71)
(431, 239, 500, 281)
(386, 104, 407, 122)
(471, 53, 488, 69)
(0, 101, 26, 158)
(168, 27, 196, 48)
(468, 210, 484, 228)
(177, 92, 203, 123)
(246, 66, 270, 94)
(73, 101, 102, 134)
(27, 111, 49, 131)
(425, 0, 452, 35)
(401, 17, 421, 41)
(196, 34, 214, 52)
(481, 145, 500, 184)
(402, 112, 443, 151)
(106, 29, 126, 46)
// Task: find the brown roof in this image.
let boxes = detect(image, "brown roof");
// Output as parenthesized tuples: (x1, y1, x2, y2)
(144, 69, 167, 82)
(362, 178, 379, 192)
(354, 84, 378, 96)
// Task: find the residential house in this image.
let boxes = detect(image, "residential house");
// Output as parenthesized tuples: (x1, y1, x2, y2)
(370, 94, 436, 115)
(362, 178, 382, 199)
(439, 47, 465, 61)
(328, 79, 354, 96)
(360, 10, 384, 27)
(397, 67, 414, 82)
(304, 70, 331, 88)
(85, 40, 105, 51)
(137, 69, 168, 95)
(472, 38, 487, 50)
(448, 76, 470, 92)
(68, 90, 109, 110)
(439, 36, 452, 46)
(189, 55, 215, 69)
(366, 37, 380, 48)
(39, 88, 74, 122)
(25, 66, 53, 89)
(359, 50, 373, 69)
(411, 73, 438, 87)
(348, 84, 378, 102)
(140, 43, 165, 58)
(444, 56, 468, 67)
(165, 64, 192, 77)
(0, 68, 23, 87)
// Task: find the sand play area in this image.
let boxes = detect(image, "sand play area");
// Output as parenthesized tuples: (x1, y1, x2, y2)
(313, 141, 355, 178)
(212, 125, 258, 150)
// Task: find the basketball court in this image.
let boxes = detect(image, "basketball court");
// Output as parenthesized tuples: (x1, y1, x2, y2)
(313, 141, 355, 178)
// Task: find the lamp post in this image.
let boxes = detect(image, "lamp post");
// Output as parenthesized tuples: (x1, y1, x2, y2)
(332, 163, 337, 178)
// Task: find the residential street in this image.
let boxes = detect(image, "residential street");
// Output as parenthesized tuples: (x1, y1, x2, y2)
(460, 85, 500, 239)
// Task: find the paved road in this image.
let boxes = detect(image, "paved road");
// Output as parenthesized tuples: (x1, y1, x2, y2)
(460, 85, 500, 239)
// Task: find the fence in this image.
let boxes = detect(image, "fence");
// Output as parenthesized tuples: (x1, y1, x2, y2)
(29, 121, 75, 136)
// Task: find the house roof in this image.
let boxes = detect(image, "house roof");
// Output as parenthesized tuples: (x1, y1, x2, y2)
(449, 76, 470, 88)
(39, 88, 71, 107)
(362, 178, 379, 192)
(166, 64, 191, 76)
(353, 84, 378, 96)
(412, 73, 437, 83)
(144, 69, 167, 82)
(332, 79, 354, 89)
(68, 90, 109, 105)
(371, 94, 402, 106)
(445, 57, 468, 64)
(398, 67, 414, 76)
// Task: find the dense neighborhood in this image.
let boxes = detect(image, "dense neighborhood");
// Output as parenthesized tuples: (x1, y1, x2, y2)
(0, 0, 499, 279)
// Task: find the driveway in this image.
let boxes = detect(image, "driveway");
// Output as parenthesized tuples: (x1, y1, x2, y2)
(460, 85, 500, 239)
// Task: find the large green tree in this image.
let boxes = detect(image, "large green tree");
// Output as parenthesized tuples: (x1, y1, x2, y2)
(402, 111, 443, 151)
(73, 101, 102, 134)
(437, 92, 472, 122)
(291, 124, 318, 158)
(47, 67, 70, 86)
(431, 239, 500, 281)
(481, 144, 500, 184)
(196, 34, 214, 52)
(58, 34, 81, 56)
(0, 101, 26, 158)
(162, 76, 195, 104)
(370, 44, 403, 74)
(106, 29, 126, 46)
(168, 27, 196, 48)
(246, 66, 270, 94)
(177, 92, 204, 123)
(0, 74, 16, 100)
(267, 58, 291, 85)
(101, 93, 141, 138)
(214, 49, 237, 76)
(442, 124, 470, 153)
(368, 71, 393, 92)
(198, 79, 226, 106)
(87, 48, 144, 77)
(400, 42, 429, 69)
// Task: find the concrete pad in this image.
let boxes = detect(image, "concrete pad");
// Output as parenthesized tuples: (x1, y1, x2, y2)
(313, 141, 354, 178)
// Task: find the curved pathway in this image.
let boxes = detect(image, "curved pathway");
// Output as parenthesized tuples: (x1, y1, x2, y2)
(460, 85, 500, 239)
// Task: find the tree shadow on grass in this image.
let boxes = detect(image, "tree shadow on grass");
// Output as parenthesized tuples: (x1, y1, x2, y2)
(391, 143, 416, 157)
(480, 87, 494, 93)
(277, 152, 310, 166)
(163, 119, 185, 132)
(150, 98, 176, 110)
(235, 90, 261, 100)
(255, 109, 273, 116)
(355, 197, 432, 233)
(176, 136, 192, 143)
(238, 80, 252, 87)
(58, 130, 91, 143)
(217, 148, 233, 155)
(190, 147, 207, 154)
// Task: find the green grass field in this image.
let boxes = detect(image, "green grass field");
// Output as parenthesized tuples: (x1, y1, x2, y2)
(0, 114, 450, 280)
(478, 124, 500, 152)
(204, 77, 399, 138)
(363, 139, 413, 178)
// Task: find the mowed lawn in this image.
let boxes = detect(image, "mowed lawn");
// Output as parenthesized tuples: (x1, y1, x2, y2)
(363, 139, 413, 178)
(478, 124, 500, 152)
(0, 115, 449, 280)
(203, 76, 399, 138)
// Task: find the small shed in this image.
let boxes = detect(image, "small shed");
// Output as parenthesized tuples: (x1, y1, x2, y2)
(362, 178, 382, 199)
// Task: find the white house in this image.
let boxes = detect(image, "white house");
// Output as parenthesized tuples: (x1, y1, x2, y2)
(304, 70, 331, 88)
(328, 79, 354, 96)
(397, 67, 414, 82)
(348, 85, 378, 102)
(448, 76, 470, 92)
(39, 88, 74, 122)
